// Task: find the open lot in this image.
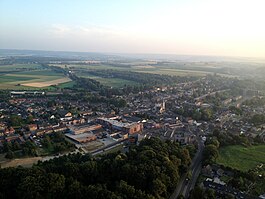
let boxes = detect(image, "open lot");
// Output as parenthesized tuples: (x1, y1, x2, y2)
(0, 157, 42, 168)
(216, 144, 265, 171)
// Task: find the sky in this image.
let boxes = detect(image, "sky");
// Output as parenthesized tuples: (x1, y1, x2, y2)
(0, 0, 265, 58)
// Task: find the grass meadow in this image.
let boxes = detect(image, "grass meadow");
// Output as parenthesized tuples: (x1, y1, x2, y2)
(216, 144, 265, 171)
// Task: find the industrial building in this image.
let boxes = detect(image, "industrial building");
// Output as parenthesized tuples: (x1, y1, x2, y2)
(97, 117, 143, 134)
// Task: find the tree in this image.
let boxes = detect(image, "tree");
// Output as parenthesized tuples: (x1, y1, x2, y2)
(201, 108, 213, 121)
(66, 180, 83, 199)
(5, 150, 14, 159)
(204, 189, 215, 199)
(151, 179, 167, 197)
(41, 136, 52, 148)
(2, 142, 12, 152)
(189, 186, 204, 199)
(22, 141, 37, 156)
(203, 144, 219, 163)
(8, 115, 24, 127)
(26, 115, 34, 124)
(206, 137, 220, 149)
(18, 176, 44, 199)
(192, 110, 202, 121)
(46, 173, 65, 198)
(12, 141, 21, 151)
(0, 137, 191, 199)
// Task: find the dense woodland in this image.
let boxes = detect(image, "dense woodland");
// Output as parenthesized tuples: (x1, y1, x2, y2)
(0, 138, 191, 199)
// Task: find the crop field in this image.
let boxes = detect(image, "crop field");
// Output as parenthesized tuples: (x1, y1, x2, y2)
(21, 77, 71, 88)
(136, 68, 209, 76)
(216, 144, 265, 171)
(0, 62, 230, 89)
(0, 64, 42, 72)
(52, 62, 211, 88)
(52, 63, 212, 76)
(0, 64, 72, 89)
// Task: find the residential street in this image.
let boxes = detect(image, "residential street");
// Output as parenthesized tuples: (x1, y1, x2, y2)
(170, 137, 204, 199)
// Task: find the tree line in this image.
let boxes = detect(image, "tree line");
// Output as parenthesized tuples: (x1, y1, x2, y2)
(0, 137, 191, 199)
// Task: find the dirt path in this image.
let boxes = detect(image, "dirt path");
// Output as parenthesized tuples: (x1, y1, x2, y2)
(0, 157, 42, 168)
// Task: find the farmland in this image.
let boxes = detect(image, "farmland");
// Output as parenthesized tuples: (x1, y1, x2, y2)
(216, 144, 265, 171)
(0, 61, 241, 89)
(0, 64, 72, 89)
(51, 62, 213, 88)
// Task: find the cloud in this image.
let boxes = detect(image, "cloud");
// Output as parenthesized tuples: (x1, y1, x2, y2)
(50, 24, 71, 36)
(49, 24, 124, 39)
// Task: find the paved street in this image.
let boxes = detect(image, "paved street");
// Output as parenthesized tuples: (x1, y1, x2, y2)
(170, 137, 204, 199)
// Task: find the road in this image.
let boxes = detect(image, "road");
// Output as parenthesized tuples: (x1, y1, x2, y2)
(195, 89, 229, 101)
(170, 137, 204, 199)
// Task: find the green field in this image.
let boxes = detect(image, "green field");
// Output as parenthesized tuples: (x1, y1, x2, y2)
(216, 145, 265, 171)
(136, 68, 209, 76)
(0, 64, 72, 90)
(56, 81, 77, 88)
(55, 63, 209, 88)
(54, 63, 210, 77)
(93, 77, 139, 88)
(0, 64, 42, 72)
(79, 73, 139, 88)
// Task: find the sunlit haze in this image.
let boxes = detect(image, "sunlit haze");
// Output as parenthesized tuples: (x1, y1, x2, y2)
(1, 0, 265, 58)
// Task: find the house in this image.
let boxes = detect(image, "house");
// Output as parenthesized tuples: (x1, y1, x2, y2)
(217, 168, 224, 176)
(58, 110, 72, 121)
(36, 129, 45, 136)
(5, 134, 19, 142)
(4, 127, 15, 135)
(174, 131, 196, 145)
(53, 125, 67, 133)
(202, 165, 214, 177)
(28, 124, 38, 131)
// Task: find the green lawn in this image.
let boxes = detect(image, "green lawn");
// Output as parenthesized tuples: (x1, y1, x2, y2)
(216, 144, 265, 171)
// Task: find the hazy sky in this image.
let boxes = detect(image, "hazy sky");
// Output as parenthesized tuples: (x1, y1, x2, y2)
(1, 0, 265, 58)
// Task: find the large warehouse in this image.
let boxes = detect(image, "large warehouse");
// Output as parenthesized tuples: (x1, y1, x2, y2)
(97, 117, 143, 134)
